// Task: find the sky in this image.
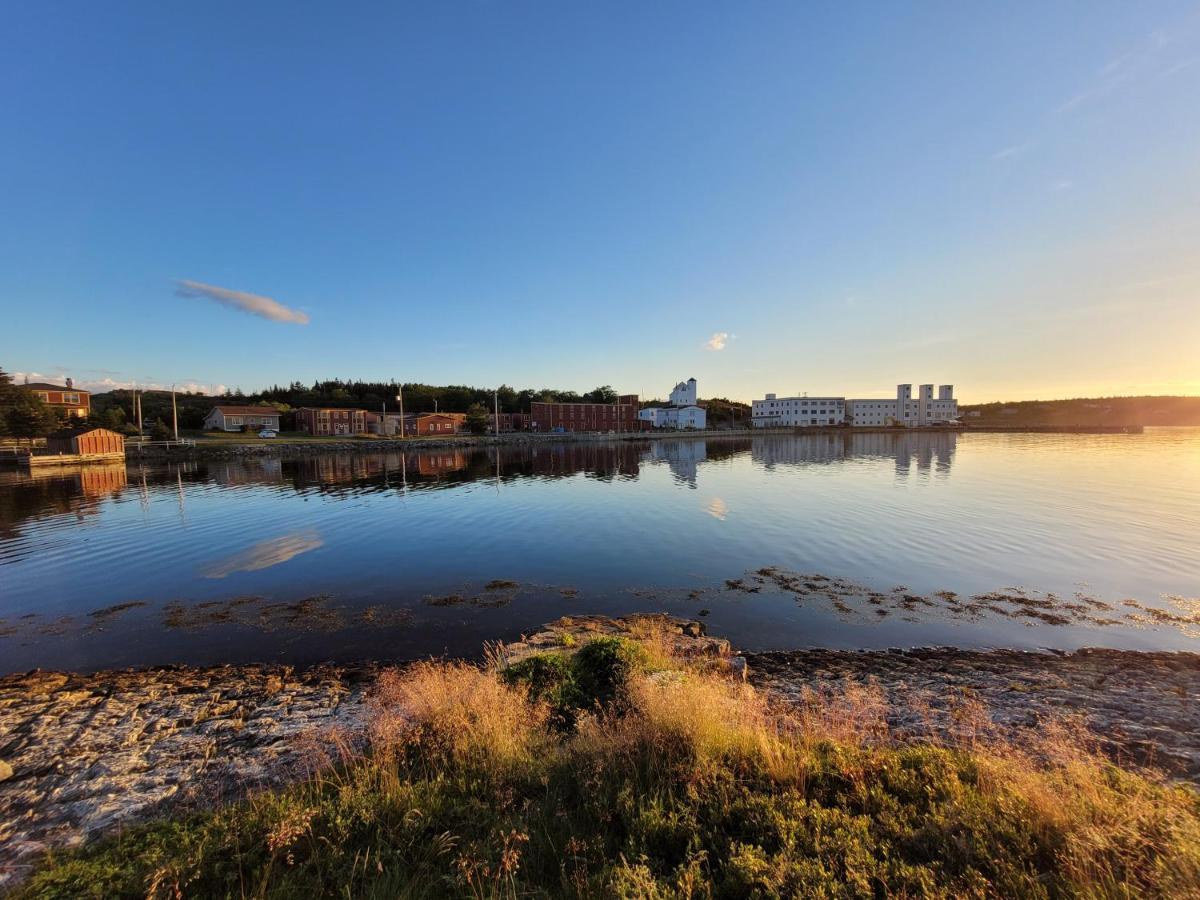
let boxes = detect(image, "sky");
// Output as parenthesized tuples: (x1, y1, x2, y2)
(2, 2, 1198, 404)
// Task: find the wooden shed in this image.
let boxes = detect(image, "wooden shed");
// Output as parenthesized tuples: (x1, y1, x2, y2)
(45, 427, 126, 456)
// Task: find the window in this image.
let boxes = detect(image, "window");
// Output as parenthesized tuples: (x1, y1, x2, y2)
(64, 392, 80, 405)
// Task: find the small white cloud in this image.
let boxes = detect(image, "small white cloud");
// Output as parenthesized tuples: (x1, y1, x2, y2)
(175, 279, 310, 325)
(704, 331, 731, 351)
(1051, 180, 1074, 191)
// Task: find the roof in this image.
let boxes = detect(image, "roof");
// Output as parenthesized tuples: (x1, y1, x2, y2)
(24, 382, 90, 393)
(48, 426, 121, 438)
(208, 405, 280, 416)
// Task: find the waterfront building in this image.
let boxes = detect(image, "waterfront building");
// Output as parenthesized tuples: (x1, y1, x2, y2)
(639, 378, 707, 430)
(530, 395, 639, 432)
(294, 407, 379, 436)
(845, 384, 957, 427)
(204, 405, 282, 432)
(752, 383, 957, 428)
(488, 412, 530, 433)
(24, 378, 90, 419)
(751, 394, 845, 427)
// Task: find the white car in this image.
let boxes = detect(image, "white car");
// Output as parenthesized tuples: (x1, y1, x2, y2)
(258, 429, 278, 438)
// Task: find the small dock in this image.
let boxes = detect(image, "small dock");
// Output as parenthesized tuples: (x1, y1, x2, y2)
(21, 451, 127, 467)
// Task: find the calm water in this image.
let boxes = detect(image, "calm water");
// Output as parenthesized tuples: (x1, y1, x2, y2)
(2, 430, 1198, 672)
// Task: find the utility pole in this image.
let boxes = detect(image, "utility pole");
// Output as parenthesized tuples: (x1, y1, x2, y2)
(171, 385, 179, 441)
(396, 385, 405, 438)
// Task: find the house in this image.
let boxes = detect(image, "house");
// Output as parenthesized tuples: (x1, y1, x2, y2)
(411, 413, 466, 436)
(530, 396, 639, 433)
(295, 407, 377, 436)
(24, 378, 90, 419)
(45, 426, 125, 457)
(204, 405, 282, 432)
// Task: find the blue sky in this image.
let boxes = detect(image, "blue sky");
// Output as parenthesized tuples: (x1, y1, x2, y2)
(2, 2, 1198, 402)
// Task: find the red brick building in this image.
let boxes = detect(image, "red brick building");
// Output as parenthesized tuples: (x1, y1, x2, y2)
(296, 407, 378, 436)
(488, 412, 530, 433)
(529, 396, 639, 432)
(25, 379, 90, 419)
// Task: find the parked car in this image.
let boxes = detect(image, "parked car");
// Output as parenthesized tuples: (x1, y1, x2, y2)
(258, 429, 277, 438)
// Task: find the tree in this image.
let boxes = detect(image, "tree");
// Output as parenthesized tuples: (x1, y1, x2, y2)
(465, 402, 489, 435)
(585, 386, 618, 404)
(0, 368, 60, 439)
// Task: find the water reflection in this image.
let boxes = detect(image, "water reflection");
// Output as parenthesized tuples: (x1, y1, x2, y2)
(0, 433, 954, 542)
(202, 530, 324, 579)
(4, 430, 1200, 673)
(751, 431, 956, 477)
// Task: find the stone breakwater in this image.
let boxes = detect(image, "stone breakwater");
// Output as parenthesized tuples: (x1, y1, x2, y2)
(3, 640, 1199, 886)
(749, 647, 1200, 779)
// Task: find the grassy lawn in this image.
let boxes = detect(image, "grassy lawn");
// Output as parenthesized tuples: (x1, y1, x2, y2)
(16, 630, 1200, 898)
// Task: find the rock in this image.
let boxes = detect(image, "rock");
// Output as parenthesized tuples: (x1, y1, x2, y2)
(0, 759, 13, 781)
(728, 657, 749, 681)
(264, 675, 283, 695)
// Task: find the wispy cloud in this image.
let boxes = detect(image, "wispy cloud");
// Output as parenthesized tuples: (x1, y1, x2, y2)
(1051, 179, 1074, 192)
(704, 331, 731, 351)
(992, 142, 1033, 161)
(175, 279, 310, 325)
(1056, 26, 1188, 114)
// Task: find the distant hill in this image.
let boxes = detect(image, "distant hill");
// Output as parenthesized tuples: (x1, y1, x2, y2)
(959, 396, 1200, 427)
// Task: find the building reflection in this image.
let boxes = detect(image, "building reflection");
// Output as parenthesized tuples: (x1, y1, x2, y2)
(0, 463, 129, 541)
(750, 431, 957, 477)
(0, 433, 959, 542)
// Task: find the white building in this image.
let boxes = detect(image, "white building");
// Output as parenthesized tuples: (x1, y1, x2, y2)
(752, 383, 957, 428)
(751, 394, 845, 427)
(846, 384, 957, 427)
(669, 378, 698, 407)
(639, 377, 707, 430)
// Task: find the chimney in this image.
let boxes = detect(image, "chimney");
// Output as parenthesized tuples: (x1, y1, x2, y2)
(66, 377, 73, 389)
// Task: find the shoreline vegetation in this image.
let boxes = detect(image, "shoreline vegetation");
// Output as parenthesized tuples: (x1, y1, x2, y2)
(4, 617, 1200, 896)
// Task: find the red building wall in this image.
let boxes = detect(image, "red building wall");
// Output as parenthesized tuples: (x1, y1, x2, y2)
(529, 396, 638, 432)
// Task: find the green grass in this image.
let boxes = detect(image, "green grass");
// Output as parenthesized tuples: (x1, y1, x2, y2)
(15, 637, 1200, 899)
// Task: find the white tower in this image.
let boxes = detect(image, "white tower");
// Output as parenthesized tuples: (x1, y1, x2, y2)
(918, 384, 933, 426)
(896, 384, 912, 425)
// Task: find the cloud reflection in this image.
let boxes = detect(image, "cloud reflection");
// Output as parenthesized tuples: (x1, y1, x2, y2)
(202, 530, 323, 578)
(704, 497, 728, 521)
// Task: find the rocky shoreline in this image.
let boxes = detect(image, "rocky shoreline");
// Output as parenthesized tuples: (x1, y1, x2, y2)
(748, 647, 1200, 779)
(3, 635, 1199, 887)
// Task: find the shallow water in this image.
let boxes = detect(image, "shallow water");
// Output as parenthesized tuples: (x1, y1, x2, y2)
(2, 429, 1198, 672)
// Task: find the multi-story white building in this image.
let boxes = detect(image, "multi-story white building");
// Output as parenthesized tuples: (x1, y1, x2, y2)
(846, 384, 957, 426)
(751, 394, 845, 427)
(752, 383, 957, 428)
(640, 378, 707, 430)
